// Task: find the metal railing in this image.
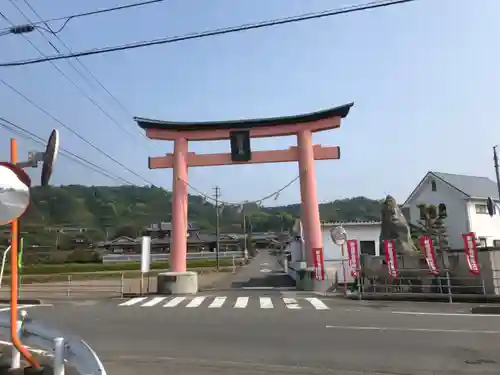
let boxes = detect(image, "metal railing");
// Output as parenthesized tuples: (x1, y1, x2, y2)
(102, 251, 245, 263)
(349, 266, 500, 303)
(280, 249, 500, 302)
(0, 257, 241, 299)
(0, 309, 106, 375)
(0, 275, 126, 299)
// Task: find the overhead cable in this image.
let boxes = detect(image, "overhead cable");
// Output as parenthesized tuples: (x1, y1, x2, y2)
(0, 0, 416, 67)
(1, 79, 155, 186)
(2, 4, 145, 142)
(0, 117, 135, 185)
(19, 0, 149, 135)
(0, 0, 166, 35)
(179, 175, 300, 207)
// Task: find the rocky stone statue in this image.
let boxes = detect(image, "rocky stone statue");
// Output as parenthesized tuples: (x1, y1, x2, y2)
(379, 195, 416, 255)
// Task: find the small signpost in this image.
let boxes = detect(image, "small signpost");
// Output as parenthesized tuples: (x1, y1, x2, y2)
(330, 226, 348, 291)
(140, 236, 151, 295)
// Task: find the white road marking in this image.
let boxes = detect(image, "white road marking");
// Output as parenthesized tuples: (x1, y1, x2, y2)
(186, 296, 206, 308)
(259, 297, 273, 309)
(234, 297, 249, 308)
(208, 297, 227, 308)
(141, 297, 166, 307)
(260, 263, 269, 266)
(0, 304, 52, 312)
(242, 287, 274, 290)
(325, 325, 500, 334)
(260, 269, 271, 273)
(282, 298, 301, 309)
(163, 297, 186, 307)
(305, 297, 329, 310)
(391, 311, 500, 317)
(119, 297, 147, 306)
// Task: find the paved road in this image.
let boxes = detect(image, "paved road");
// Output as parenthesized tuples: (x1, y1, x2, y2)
(23, 298, 500, 375)
(218, 249, 295, 290)
(13, 251, 500, 374)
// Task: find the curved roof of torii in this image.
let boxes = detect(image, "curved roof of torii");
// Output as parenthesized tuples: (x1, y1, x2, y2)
(134, 102, 354, 131)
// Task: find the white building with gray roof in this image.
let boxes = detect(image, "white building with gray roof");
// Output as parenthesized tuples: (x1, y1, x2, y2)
(403, 171, 500, 249)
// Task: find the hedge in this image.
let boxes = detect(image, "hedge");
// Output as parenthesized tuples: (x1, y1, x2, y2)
(5, 259, 233, 275)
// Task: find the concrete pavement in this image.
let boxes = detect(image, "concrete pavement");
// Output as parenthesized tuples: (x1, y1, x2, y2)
(23, 299, 500, 374)
(214, 249, 295, 290)
(9, 251, 500, 374)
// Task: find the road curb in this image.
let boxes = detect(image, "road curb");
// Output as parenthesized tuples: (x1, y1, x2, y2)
(0, 299, 41, 305)
(471, 305, 500, 314)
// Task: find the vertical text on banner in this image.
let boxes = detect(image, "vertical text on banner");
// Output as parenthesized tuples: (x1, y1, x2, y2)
(419, 236, 439, 275)
(346, 239, 360, 277)
(313, 248, 325, 281)
(383, 239, 398, 279)
(462, 232, 480, 275)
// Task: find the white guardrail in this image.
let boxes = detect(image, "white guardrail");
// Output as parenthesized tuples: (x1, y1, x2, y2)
(0, 310, 106, 375)
(102, 251, 244, 263)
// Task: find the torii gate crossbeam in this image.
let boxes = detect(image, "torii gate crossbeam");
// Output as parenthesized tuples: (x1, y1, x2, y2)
(135, 102, 353, 293)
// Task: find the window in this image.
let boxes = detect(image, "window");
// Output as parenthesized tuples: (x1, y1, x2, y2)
(475, 204, 488, 214)
(479, 237, 487, 248)
(493, 240, 500, 248)
(431, 180, 437, 191)
(438, 203, 447, 218)
(419, 206, 426, 220)
(360, 241, 376, 255)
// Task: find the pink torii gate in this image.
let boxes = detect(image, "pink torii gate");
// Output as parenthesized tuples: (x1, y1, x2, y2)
(135, 103, 353, 273)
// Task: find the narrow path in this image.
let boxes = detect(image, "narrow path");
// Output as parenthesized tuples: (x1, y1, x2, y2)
(216, 249, 295, 290)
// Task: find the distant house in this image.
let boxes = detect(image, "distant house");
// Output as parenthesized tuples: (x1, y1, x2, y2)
(144, 221, 199, 239)
(403, 172, 500, 249)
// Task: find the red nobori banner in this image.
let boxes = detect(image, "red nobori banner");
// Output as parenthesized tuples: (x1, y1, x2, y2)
(462, 232, 480, 275)
(383, 239, 398, 279)
(313, 247, 325, 281)
(346, 239, 360, 277)
(419, 236, 439, 275)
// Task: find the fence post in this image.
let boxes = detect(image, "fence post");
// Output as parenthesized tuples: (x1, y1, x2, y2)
(53, 337, 65, 375)
(357, 272, 363, 301)
(120, 273, 124, 297)
(481, 276, 486, 297)
(445, 270, 453, 303)
(10, 317, 23, 369)
(66, 275, 72, 297)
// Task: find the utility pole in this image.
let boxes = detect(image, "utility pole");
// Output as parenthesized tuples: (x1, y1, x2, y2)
(243, 211, 248, 260)
(494, 146, 500, 202)
(213, 186, 221, 271)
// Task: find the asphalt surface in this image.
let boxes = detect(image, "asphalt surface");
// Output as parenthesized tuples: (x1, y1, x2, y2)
(213, 249, 295, 290)
(13, 251, 500, 374)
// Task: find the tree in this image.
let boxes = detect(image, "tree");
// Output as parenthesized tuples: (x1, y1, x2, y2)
(413, 204, 449, 252)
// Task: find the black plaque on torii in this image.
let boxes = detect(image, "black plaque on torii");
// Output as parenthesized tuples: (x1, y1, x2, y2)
(230, 130, 251, 162)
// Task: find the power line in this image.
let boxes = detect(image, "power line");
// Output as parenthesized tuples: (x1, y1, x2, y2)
(0, 0, 166, 35)
(0, 117, 135, 185)
(1, 79, 155, 185)
(20, 0, 144, 123)
(181, 175, 300, 207)
(2, 3, 144, 141)
(0, 0, 417, 67)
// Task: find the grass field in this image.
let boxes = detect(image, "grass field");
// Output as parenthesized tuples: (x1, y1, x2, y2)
(0, 259, 238, 284)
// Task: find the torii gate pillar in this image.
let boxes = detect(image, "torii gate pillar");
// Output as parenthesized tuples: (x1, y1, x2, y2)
(297, 129, 322, 265)
(135, 102, 353, 293)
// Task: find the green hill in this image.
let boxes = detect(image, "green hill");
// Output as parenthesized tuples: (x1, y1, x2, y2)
(3, 185, 382, 248)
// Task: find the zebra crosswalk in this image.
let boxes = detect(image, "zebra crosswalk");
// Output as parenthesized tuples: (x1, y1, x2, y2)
(118, 295, 330, 310)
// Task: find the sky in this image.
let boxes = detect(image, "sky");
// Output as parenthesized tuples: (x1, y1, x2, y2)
(0, 0, 499, 207)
